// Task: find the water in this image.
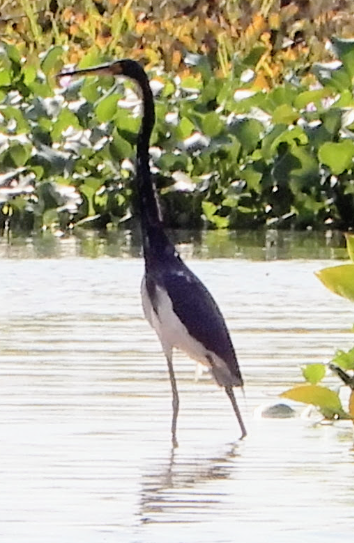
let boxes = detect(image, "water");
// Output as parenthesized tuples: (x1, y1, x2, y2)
(0, 231, 354, 542)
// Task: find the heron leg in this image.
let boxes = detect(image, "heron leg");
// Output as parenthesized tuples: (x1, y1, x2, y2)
(165, 352, 179, 448)
(225, 385, 247, 440)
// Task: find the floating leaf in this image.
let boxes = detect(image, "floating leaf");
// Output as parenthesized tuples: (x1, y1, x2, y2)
(301, 364, 326, 385)
(281, 384, 342, 411)
(315, 263, 354, 303)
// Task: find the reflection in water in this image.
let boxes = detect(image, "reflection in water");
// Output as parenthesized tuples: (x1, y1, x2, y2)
(0, 228, 347, 260)
(140, 443, 239, 525)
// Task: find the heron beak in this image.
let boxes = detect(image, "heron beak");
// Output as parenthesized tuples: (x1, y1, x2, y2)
(57, 60, 123, 80)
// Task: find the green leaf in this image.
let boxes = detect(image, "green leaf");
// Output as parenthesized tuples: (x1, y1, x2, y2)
(332, 348, 354, 371)
(3, 43, 21, 65)
(268, 87, 298, 107)
(231, 118, 263, 153)
(281, 384, 343, 411)
(313, 62, 351, 91)
(9, 195, 27, 211)
(289, 146, 319, 182)
(52, 109, 81, 141)
(202, 201, 218, 222)
(243, 45, 267, 67)
(42, 209, 59, 228)
(345, 233, 354, 262)
(263, 125, 307, 160)
(110, 128, 133, 160)
(40, 46, 64, 76)
(202, 112, 223, 138)
(273, 145, 318, 186)
(272, 104, 298, 125)
(0, 69, 11, 87)
(201, 78, 220, 103)
(157, 152, 188, 171)
(23, 65, 37, 86)
(294, 88, 331, 109)
(80, 178, 103, 216)
(241, 166, 262, 192)
(212, 215, 229, 228)
(9, 144, 31, 167)
(301, 364, 326, 385)
(95, 94, 119, 123)
(180, 76, 202, 92)
(27, 80, 52, 98)
(0, 106, 30, 132)
(77, 46, 103, 70)
(162, 80, 175, 98)
(318, 141, 354, 175)
(331, 37, 354, 79)
(175, 117, 195, 140)
(321, 108, 342, 136)
(201, 201, 229, 228)
(315, 263, 354, 302)
(81, 79, 101, 103)
(115, 109, 140, 135)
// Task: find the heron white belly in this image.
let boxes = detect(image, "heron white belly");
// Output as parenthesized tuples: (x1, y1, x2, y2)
(141, 277, 230, 380)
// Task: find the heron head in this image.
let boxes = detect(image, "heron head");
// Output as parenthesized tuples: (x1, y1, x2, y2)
(57, 59, 145, 81)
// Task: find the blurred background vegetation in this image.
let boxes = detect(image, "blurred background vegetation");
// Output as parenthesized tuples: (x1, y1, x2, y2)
(2, 0, 354, 233)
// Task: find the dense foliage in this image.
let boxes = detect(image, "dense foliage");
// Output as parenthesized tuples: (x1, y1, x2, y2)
(1, 1, 354, 232)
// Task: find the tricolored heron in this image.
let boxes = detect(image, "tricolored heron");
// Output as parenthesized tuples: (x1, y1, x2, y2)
(58, 60, 246, 447)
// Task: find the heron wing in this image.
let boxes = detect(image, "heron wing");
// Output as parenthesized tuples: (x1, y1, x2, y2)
(159, 262, 243, 385)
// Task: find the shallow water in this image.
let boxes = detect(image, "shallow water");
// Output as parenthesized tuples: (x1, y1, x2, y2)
(1, 232, 354, 542)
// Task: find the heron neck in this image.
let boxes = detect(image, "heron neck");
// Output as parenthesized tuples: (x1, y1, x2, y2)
(136, 77, 161, 229)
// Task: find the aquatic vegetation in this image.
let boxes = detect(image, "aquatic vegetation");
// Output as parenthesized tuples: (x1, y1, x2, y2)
(1, 2, 354, 232)
(282, 235, 354, 423)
